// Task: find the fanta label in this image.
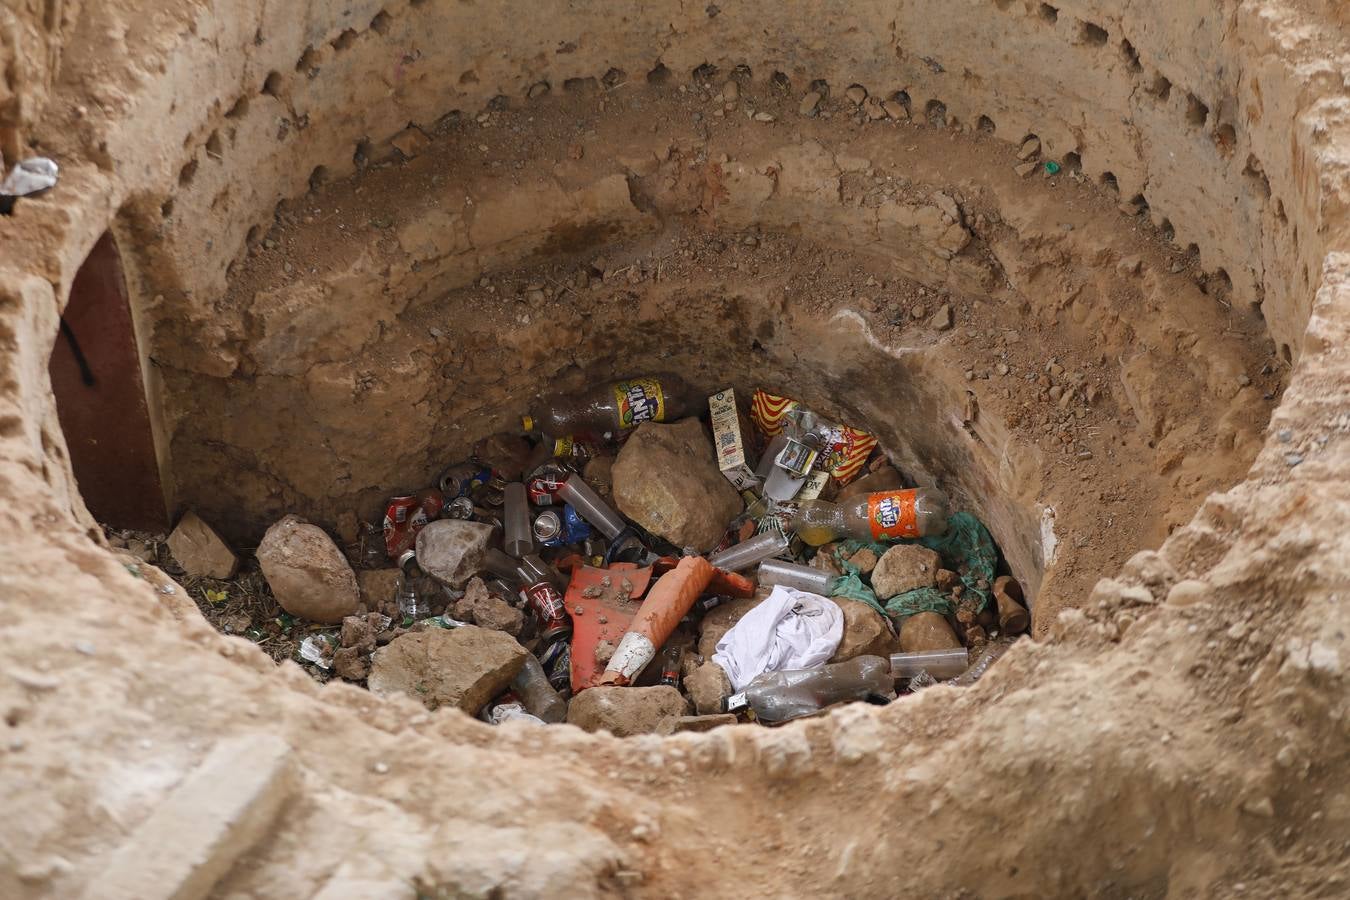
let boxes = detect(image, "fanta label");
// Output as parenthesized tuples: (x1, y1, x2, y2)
(868, 489, 918, 540)
(614, 377, 666, 429)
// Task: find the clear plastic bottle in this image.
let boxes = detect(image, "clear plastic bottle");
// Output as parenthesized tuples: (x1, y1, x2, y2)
(757, 558, 835, 594)
(396, 549, 426, 619)
(725, 655, 895, 723)
(503, 482, 533, 557)
(522, 373, 700, 440)
(707, 529, 790, 572)
(511, 654, 568, 723)
(889, 648, 969, 681)
(555, 474, 626, 540)
(782, 487, 951, 546)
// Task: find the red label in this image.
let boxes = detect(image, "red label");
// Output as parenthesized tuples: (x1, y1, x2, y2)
(868, 489, 918, 540)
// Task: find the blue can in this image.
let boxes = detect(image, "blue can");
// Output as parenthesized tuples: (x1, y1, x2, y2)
(533, 503, 594, 547)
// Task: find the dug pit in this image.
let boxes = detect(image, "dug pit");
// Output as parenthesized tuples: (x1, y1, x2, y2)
(103, 80, 1278, 718)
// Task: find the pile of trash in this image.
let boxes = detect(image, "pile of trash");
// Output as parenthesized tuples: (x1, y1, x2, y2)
(167, 374, 1029, 734)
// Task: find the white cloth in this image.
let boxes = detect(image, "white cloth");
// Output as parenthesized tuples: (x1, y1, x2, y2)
(712, 586, 844, 690)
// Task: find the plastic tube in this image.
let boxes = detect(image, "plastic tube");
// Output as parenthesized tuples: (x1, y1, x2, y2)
(556, 474, 626, 540)
(757, 558, 834, 595)
(708, 529, 790, 572)
(503, 482, 533, 557)
(888, 649, 969, 681)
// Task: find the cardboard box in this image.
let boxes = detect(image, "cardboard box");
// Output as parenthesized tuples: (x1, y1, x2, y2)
(709, 389, 761, 490)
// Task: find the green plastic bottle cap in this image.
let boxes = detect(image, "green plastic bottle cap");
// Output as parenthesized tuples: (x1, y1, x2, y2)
(1044, 160, 1062, 174)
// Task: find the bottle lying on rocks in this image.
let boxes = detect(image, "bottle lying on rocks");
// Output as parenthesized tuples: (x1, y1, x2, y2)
(707, 529, 790, 572)
(522, 373, 700, 442)
(511, 654, 568, 723)
(724, 655, 895, 724)
(781, 487, 951, 546)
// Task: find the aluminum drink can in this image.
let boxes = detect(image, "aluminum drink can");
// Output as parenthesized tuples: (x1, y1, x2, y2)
(526, 465, 568, 506)
(383, 495, 426, 558)
(533, 509, 564, 546)
(520, 579, 570, 642)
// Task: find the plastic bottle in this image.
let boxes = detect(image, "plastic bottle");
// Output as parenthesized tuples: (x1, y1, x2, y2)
(503, 482, 533, 557)
(782, 487, 951, 546)
(555, 474, 626, 540)
(888, 649, 968, 681)
(396, 550, 426, 619)
(707, 529, 790, 572)
(724, 655, 895, 723)
(757, 558, 835, 594)
(522, 373, 700, 440)
(510, 654, 568, 723)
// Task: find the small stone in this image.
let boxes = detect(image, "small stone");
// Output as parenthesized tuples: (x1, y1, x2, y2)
(931, 303, 953, 331)
(166, 511, 238, 579)
(1017, 137, 1041, 160)
(752, 111, 776, 122)
(1236, 373, 1252, 387)
(1117, 257, 1143, 275)
(474, 432, 533, 479)
(356, 568, 401, 612)
(996, 363, 1011, 376)
(910, 304, 927, 320)
(390, 126, 431, 159)
(527, 81, 550, 99)
(845, 85, 868, 105)
(829, 599, 894, 662)
(720, 80, 739, 103)
(798, 91, 823, 117)
(415, 519, 496, 589)
(257, 515, 360, 624)
(1014, 162, 1039, 178)
(368, 626, 527, 713)
(898, 611, 963, 652)
(847, 548, 879, 575)
(1166, 579, 1213, 607)
(684, 662, 733, 715)
(871, 544, 942, 599)
(881, 100, 910, 121)
(863, 98, 887, 120)
(566, 686, 690, 736)
(332, 646, 371, 681)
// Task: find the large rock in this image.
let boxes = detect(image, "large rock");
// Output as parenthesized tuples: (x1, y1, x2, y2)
(829, 599, 895, 662)
(612, 418, 744, 551)
(685, 662, 733, 715)
(368, 627, 527, 713)
(871, 544, 942, 599)
(256, 514, 360, 624)
(415, 519, 496, 589)
(565, 686, 690, 736)
(166, 511, 238, 579)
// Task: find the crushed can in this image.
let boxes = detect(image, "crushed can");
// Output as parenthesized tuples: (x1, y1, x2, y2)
(383, 495, 427, 558)
(538, 637, 573, 694)
(526, 463, 570, 506)
(532, 504, 593, 547)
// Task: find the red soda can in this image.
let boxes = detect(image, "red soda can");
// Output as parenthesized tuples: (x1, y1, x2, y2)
(520, 579, 571, 643)
(383, 495, 429, 558)
(526, 464, 568, 506)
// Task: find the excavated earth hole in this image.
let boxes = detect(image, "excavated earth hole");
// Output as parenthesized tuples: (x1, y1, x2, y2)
(95, 80, 1281, 729)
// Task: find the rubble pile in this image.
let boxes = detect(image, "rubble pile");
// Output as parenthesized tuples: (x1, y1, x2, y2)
(154, 374, 1030, 734)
